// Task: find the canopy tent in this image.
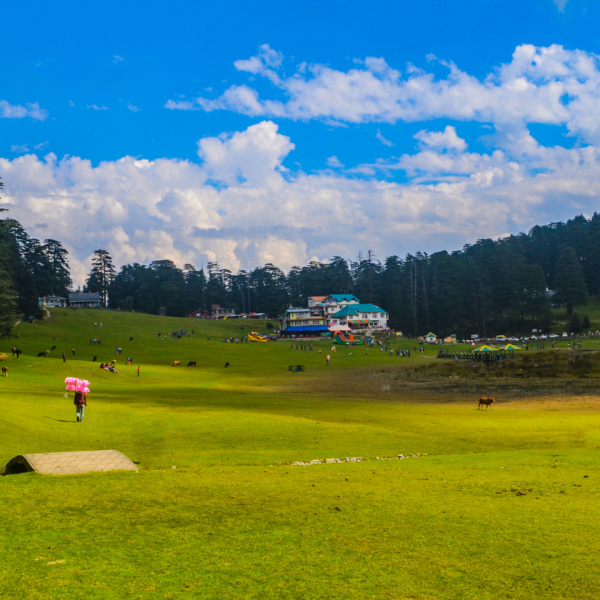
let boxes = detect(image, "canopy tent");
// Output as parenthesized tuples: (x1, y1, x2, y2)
(474, 345, 497, 352)
(498, 344, 521, 351)
(328, 324, 351, 332)
(495, 335, 507, 341)
(348, 319, 370, 324)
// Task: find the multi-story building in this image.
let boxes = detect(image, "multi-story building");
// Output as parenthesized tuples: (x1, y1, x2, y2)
(316, 294, 360, 319)
(329, 303, 389, 330)
(279, 307, 328, 337)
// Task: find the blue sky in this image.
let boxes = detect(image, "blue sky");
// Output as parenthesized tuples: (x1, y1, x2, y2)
(2, 0, 600, 282)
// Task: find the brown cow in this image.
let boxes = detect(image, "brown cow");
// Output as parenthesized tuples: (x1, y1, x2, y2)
(172, 361, 180, 367)
(1, 366, 7, 377)
(478, 397, 495, 410)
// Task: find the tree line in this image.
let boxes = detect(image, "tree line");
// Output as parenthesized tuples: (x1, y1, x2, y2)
(1, 177, 597, 339)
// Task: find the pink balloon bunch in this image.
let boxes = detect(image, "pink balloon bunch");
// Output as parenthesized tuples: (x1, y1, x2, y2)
(64, 377, 90, 394)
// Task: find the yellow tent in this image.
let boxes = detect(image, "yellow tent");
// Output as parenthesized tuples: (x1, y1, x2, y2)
(474, 345, 496, 352)
(498, 344, 521, 351)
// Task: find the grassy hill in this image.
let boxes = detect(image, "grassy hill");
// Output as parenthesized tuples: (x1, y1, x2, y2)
(2, 310, 600, 599)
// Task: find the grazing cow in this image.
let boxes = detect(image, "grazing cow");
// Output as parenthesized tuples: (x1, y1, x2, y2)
(478, 397, 495, 410)
(51, 345, 56, 351)
(172, 361, 180, 367)
(37, 351, 46, 357)
(187, 361, 197, 367)
(129, 337, 134, 341)
(225, 362, 230, 368)
(2, 366, 7, 377)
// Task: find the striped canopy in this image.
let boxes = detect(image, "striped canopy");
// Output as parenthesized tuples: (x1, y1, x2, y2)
(474, 345, 497, 352)
(498, 344, 521, 351)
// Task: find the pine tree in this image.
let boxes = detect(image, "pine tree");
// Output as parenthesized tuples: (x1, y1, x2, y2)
(582, 315, 591, 329)
(0, 178, 19, 336)
(86, 250, 116, 308)
(554, 246, 588, 316)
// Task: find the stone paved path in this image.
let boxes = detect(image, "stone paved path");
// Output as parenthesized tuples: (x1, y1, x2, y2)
(6, 450, 137, 475)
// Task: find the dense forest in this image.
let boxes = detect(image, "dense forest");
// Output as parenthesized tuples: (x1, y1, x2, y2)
(1, 177, 598, 338)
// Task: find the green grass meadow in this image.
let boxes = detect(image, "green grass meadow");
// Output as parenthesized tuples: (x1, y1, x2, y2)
(2, 309, 600, 599)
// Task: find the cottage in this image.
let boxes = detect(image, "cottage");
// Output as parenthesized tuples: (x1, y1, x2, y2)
(39, 295, 67, 308)
(68, 293, 101, 308)
(211, 305, 236, 319)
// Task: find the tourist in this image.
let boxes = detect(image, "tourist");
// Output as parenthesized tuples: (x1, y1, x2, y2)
(326, 354, 330, 366)
(72, 348, 75, 355)
(74, 389, 87, 422)
(137, 366, 140, 377)
(62, 352, 66, 362)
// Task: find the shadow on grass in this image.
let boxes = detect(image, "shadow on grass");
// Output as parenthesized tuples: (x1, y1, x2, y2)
(43, 416, 77, 424)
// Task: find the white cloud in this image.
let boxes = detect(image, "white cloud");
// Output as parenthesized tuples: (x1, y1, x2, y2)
(127, 104, 141, 112)
(113, 55, 124, 62)
(87, 104, 109, 111)
(376, 130, 394, 147)
(554, 0, 568, 11)
(34, 142, 49, 150)
(68, 100, 75, 107)
(165, 99, 198, 110)
(10, 144, 29, 153)
(178, 44, 600, 145)
(0, 100, 47, 120)
(197, 120, 294, 187)
(414, 126, 467, 152)
(326, 156, 344, 168)
(3, 120, 600, 287)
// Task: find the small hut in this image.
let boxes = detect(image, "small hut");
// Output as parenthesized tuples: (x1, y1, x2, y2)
(424, 332, 437, 344)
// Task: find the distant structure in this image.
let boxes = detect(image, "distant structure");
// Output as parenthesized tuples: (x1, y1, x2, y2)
(279, 293, 388, 337)
(211, 305, 236, 319)
(39, 295, 67, 308)
(68, 292, 101, 308)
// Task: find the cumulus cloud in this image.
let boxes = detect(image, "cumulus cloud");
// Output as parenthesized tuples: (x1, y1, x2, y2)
(3, 119, 600, 286)
(10, 144, 29, 153)
(127, 104, 141, 112)
(0, 100, 47, 120)
(414, 126, 467, 152)
(87, 104, 109, 111)
(174, 44, 600, 145)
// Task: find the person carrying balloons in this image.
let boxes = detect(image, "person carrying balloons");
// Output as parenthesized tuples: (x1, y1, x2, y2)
(65, 377, 90, 422)
(74, 390, 87, 422)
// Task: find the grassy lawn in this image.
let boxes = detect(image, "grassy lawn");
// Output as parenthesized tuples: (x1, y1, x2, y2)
(2, 309, 600, 599)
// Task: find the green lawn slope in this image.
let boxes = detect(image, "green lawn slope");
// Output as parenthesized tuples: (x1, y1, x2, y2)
(1, 310, 600, 599)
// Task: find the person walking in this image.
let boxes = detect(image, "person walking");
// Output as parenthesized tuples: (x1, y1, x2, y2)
(326, 354, 330, 366)
(74, 390, 87, 422)
(62, 352, 66, 362)
(72, 348, 75, 356)
(16, 348, 21, 360)
(137, 366, 140, 377)
(11, 346, 16, 356)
